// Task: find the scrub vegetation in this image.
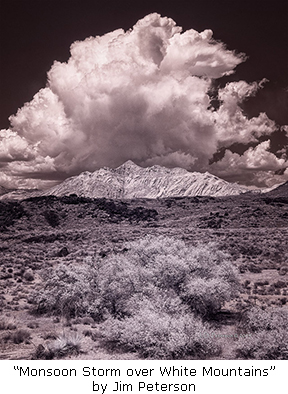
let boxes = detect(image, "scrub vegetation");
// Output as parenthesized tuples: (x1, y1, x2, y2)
(31, 236, 238, 358)
(235, 306, 288, 359)
(0, 192, 288, 359)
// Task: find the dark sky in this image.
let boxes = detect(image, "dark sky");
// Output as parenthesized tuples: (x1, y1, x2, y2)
(1, 0, 287, 129)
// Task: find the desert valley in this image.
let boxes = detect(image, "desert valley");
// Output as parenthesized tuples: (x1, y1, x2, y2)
(0, 162, 287, 360)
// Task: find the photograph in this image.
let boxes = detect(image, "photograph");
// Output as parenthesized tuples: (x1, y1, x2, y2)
(0, 0, 288, 361)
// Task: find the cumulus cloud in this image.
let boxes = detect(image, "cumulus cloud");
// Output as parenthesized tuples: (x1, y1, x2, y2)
(214, 80, 276, 147)
(210, 140, 288, 187)
(0, 13, 286, 188)
(0, 129, 35, 162)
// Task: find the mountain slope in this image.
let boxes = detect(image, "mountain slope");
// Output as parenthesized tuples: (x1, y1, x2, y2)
(0, 188, 41, 201)
(43, 161, 248, 198)
(264, 181, 288, 198)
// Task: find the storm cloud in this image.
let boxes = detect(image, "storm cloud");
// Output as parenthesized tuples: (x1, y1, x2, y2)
(1, 13, 287, 189)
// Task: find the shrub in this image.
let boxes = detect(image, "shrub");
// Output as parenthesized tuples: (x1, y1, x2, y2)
(235, 307, 288, 359)
(57, 247, 69, 257)
(248, 264, 262, 273)
(47, 333, 82, 358)
(239, 306, 288, 332)
(43, 210, 60, 227)
(2, 329, 31, 344)
(181, 278, 234, 316)
(81, 317, 94, 325)
(102, 305, 220, 359)
(0, 320, 17, 330)
(279, 265, 288, 276)
(236, 330, 288, 360)
(33, 333, 82, 359)
(96, 254, 145, 318)
(274, 280, 287, 289)
(23, 269, 34, 282)
(32, 235, 239, 358)
(32, 262, 103, 320)
(13, 329, 31, 344)
(125, 237, 239, 317)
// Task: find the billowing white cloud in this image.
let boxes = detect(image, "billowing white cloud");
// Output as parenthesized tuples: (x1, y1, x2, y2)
(210, 140, 288, 187)
(0, 13, 286, 189)
(0, 129, 36, 162)
(214, 80, 276, 147)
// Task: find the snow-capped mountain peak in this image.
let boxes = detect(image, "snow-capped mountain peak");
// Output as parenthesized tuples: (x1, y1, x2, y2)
(43, 161, 249, 198)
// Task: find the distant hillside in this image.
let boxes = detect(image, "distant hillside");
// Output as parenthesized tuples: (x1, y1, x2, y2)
(42, 161, 249, 198)
(264, 181, 288, 198)
(0, 188, 41, 201)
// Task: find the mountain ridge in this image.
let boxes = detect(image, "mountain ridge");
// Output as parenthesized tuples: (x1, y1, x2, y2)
(264, 181, 288, 198)
(0, 163, 286, 200)
(41, 161, 249, 198)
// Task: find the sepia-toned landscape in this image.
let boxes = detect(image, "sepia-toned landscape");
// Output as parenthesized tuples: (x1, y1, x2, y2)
(1, 177, 287, 360)
(1, 3, 287, 363)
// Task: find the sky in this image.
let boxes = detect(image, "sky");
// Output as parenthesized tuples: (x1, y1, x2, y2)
(0, 0, 288, 190)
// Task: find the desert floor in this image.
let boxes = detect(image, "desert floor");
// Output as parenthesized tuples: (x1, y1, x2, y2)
(1, 192, 287, 359)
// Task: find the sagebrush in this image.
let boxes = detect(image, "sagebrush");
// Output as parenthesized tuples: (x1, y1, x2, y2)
(32, 235, 240, 358)
(235, 306, 288, 359)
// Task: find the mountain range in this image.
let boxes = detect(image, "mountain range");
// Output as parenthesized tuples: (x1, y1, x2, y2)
(41, 161, 249, 198)
(1, 161, 285, 200)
